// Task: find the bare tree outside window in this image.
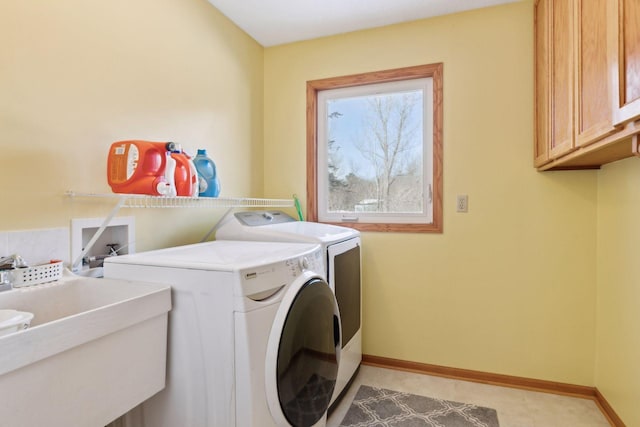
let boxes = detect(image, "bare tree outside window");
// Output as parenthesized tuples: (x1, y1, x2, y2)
(325, 90, 424, 214)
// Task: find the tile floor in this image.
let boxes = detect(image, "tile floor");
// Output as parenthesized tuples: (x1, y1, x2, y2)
(326, 365, 611, 427)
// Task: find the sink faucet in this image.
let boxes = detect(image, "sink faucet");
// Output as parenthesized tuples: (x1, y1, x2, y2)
(0, 254, 27, 292)
(0, 270, 12, 292)
(0, 254, 28, 269)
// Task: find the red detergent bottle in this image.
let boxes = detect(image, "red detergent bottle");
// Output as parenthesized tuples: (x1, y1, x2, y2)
(167, 143, 198, 197)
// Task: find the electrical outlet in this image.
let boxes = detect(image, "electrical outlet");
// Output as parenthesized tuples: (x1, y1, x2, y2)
(456, 195, 468, 213)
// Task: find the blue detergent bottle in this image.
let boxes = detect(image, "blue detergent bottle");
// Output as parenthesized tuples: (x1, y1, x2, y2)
(193, 149, 221, 197)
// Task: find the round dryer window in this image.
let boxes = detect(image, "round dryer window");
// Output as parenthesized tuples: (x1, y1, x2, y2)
(270, 278, 340, 427)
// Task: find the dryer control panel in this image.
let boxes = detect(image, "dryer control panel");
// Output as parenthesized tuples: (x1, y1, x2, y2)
(234, 210, 296, 226)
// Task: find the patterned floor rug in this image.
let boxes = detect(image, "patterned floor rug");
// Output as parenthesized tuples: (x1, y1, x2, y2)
(339, 385, 500, 427)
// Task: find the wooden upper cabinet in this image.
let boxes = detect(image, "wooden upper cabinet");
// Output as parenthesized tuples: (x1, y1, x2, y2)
(576, 0, 617, 146)
(549, 0, 575, 159)
(534, 0, 550, 167)
(612, 0, 640, 125)
(534, 0, 640, 170)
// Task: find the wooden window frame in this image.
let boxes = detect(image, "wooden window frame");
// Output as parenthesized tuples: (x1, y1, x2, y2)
(306, 63, 443, 233)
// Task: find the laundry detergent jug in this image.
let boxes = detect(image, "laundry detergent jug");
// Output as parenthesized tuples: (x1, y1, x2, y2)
(107, 140, 198, 196)
(107, 140, 173, 195)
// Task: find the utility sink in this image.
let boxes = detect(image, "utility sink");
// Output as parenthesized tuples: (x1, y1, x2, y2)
(0, 273, 171, 427)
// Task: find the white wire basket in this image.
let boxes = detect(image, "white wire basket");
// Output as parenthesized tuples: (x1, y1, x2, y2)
(12, 261, 63, 288)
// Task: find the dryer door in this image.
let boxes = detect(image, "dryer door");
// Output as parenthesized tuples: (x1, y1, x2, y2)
(266, 276, 340, 427)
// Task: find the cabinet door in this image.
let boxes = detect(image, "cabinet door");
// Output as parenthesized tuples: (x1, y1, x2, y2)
(612, 0, 640, 125)
(576, 0, 618, 146)
(534, 0, 551, 167)
(549, 0, 576, 159)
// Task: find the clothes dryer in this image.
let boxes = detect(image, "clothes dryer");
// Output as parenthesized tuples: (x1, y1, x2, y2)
(216, 211, 362, 409)
(103, 240, 339, 427)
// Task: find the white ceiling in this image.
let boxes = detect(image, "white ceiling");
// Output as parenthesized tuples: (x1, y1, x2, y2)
(207, 0, 523, 47)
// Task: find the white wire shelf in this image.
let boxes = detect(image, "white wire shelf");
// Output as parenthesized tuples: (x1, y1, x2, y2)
(66, 191, 295, 271)
(66, 191, 294, 208)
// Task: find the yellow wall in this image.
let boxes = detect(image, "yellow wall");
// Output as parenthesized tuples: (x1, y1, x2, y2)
(596, 157, 640, 426)
(0, 0, 264, 249)
(264, 2, 599, 385)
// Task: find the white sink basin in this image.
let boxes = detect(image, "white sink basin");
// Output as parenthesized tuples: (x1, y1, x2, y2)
(0, 309, 34, 337)
(0, 273, 171, 427)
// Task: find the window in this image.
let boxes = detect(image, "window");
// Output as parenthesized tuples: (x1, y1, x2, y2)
(306, 63, 443, 232)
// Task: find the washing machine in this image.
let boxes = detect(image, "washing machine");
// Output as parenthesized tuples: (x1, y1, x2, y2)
(216, 211, 361, 409)
(103, 240, 340, 427)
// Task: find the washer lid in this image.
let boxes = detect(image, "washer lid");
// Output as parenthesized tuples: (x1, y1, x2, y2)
(104, 240, 320, 272)
(216, 211, 359, 244)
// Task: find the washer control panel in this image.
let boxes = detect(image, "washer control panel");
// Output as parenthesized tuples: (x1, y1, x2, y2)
(238, 246, 324, 300)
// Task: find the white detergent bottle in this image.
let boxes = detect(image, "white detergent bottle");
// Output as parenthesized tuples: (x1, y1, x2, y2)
(163, 152, 177, 197)
(187, 155, 199, 197)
